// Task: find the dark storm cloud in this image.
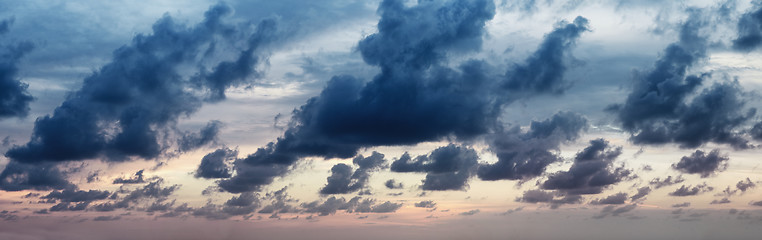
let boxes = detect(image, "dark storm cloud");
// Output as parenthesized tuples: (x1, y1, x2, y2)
(477, 112, 588, 181)
(220, 0, 589, 193)
(2, 3, 280, 190)
(320, 152, 387, 194)
(733, 4, 762, 51)
(384, 179, 403, 189)
(672, 149, 729, 177)
(178, 121, 222, 152)
(391, 144, 478, 191)
(669, 183, 714, 196)
(671, 202, 691, 208)
(41, 188, 110, 203)
(590, 192, 628, 205)
(541, 139, 631, 195)
(0, 161, 72, 191)
(630, 186, 651, 201)
(113, 170, 146, 184)
(608, 9, 756, 149)
(649, 175, 685, 189)
(0, 17, 34, 119)
(195, 147, 237, 179)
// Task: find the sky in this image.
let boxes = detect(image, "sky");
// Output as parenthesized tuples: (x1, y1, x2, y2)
(1, 0, 762, 239)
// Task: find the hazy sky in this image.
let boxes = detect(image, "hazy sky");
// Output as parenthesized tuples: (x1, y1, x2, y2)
(1, 0, 762, 239)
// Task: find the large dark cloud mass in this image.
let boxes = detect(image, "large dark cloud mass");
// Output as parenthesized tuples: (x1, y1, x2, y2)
(608, 9, 756, 149)
(391, 144, 478, 191)
(218, 0, 590, 193)
(1, 3, 278, 191)
(0, 17, 34, 119)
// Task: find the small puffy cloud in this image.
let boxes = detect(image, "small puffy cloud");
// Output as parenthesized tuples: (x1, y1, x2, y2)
(669, 183, 714, 196)
(384, 179, 403, 189)
(414, 200, 436, 208)
(630, 187, 651, 201)
(649, 175, 685, 189)
(391, 144, 478, 191)
(590, 192, 628, 205)
(672, 150, 728, 178)
(541, 139, 630, 195)
(195, 148, 237, 179)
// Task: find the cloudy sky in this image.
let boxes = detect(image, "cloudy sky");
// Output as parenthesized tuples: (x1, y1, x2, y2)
(1, 0, 762, 239)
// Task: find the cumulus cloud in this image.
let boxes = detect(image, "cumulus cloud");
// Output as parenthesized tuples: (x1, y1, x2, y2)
(178, 121, 222, 152)
(320, 152, 387, 194)
(41, 188, 110, 203)
(733, 4, 762, 51)
(257, 187, 297, 214)
(516, 190, 583, 209)
(593, 204, 638, 219)
(219, 0, 589, 193)
(414, 200, 436, 208)
(649, 175, 685, 189)
(630, 187, 651, 201)
(501, 16, 589, 96)
(541, 139, 631, 195)
(92, 179, 179, 211)
(669, 183, 714, 196)
(190, 192, 260, 220)
(384, 179, 403, 189)
(301, 196, 402, 216)
(459, 209, 480, 216)
(735, 178, 756, 192)
(710, 198, 731, 204)
(0, 17, 34, 119)
(672, 149, 728, 177)
(195, 147, 237, 179)
(391, 144, 478, 191)
(113, 170, 147, 184)
(1, 3, 279, 190)
(0, 161, 72, 191)
(608, 8, 756, 149)
(478, 112, 588, 181)
(590, 192, 628, 205)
